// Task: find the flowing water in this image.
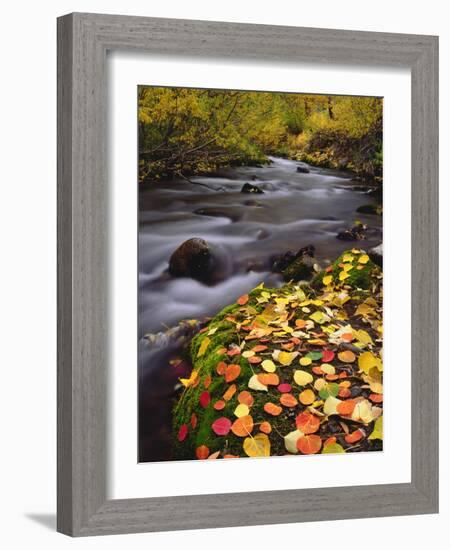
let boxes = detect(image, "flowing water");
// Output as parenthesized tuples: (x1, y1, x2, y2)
(138, 157, 382, 461)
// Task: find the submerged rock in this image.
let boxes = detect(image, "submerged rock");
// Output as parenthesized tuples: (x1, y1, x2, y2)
(169, 238, 216, 283)
(296, 164, 310, 173)
(337, 223, 367, 241)
(241, 182, 264, 194)
(356, 203, 382, 215)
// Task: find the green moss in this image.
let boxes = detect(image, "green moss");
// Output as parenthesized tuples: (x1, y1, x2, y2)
(312, 249, 379, 290)
(281, 256, 315, 282)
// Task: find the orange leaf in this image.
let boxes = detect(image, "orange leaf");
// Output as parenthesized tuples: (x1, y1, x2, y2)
(342, 333, 354, 343)
(336, 399, 357, 416)
(259, 421, 272, 434)
(216, 361, 227, 375)
(280, 393, 298, 407)
(223, 384, 237, 401)
(196, 445, 210, 459)
(264, 402, 282, 416)
(238, 391, 254, 407)
(338, 387, 351, 398)
(237, 294, 249, 305)
(248, 355, 262, 364)
(369, 393, 383, 403)
(190, 413, 198, 429)
(223, 454, 239, 459)
(324, 436, 337, 446)
(297, 434, 322, 454)
(252, 345, 268, 352)
(213, 399, 226, 411)
(203, 375, 212, 389)
(225, 363, 241, 383)
(231, 415, 254, 437)
(299, 389, 315, 405)
(295, 319, 307, 329)
(345, 429, 365, 444)
(257, 373, 279, 386)
(338, 350, 356, 363)
(296, 412, 321, 434)
(312, 366, 324, 375)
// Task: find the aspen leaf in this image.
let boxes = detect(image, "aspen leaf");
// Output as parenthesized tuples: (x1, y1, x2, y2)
(261, 359, 277, 373)
(211, 417, 232, 436)
(299, 357, 312, 366)
(338, 350, 356, 363)
(259, 421, 272, 434)
(359, 351, 382, 374)
(243, 433, 270, 457)
(322, 350, 335, 362)
(213, 399, 226, 411)
(224, 363, 241, 382)
(237, 294, 249, 305)
(277, 383, 292, 393)
(345, 428, 365, 444)
(199, 391, 211, 408)
(280, 393, 298, 407)
(223, 384, 237, 401)
(359, 254, 369, 264)
(278, 351, 296, 366)
(197, 337, 210, 357)
(231, 415, 254, 437)
(177, 424, 188, 442)
(238, 390, 254, 406)
(322, 275, 333, 286)
(321, 363, 336, 375)
(196, 445, 209, 459)
(248, 374, 268, 392)
(234, 404, 249, 417)
(299, 389, 315, 405)
(339, 271, 350, 281)
(369, 416, 383, 440)
(284, 429, 303, 454)
(323, 396, 342, 415)
(296, 412, 320, 434)
(294, 370, 313, 386)
(264, 402, 282, 416)
(322, 442, 345, 454)
(257, 373, 279, 386)
(297, 434, 322, 454)
(336, 399, 357, 416)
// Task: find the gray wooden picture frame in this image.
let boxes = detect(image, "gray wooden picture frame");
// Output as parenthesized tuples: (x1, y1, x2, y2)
(57, 12, 439, 537)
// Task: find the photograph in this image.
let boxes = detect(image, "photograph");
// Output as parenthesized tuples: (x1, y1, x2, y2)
(138, 86, 383, 462)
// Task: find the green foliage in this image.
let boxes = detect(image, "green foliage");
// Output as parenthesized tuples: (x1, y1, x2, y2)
(139, 87, 383, 181)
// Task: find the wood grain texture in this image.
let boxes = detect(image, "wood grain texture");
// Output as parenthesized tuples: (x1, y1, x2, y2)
(57, 12, 439, 536)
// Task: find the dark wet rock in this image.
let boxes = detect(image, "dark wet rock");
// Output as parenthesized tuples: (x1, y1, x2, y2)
(337, 223, 368, 241)
(251, 175, 258, 181)
(280, 245, 319, 282)
(356, 203, 381, 215)
(369, 243, 383, 267)
(296, 164, 310, 173)
(169, 238, 216, 283)
(272, 250, 296, 272)
(241, 182, 264, 194)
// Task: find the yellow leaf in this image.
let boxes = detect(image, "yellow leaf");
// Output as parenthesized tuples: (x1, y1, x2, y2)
(322, 275, 333, 286)
(342, 263, 354, 272)
(359, 254, 370, 264)
(261, 359, 277, 373)
(323, 396, 342, 415)
(294, 370, 314, 386)
(299, 356, 312, 366)
(278, 351, 296, 366)
(354, 329, 373, 346)
(369, 416, 383, 440)
(310, 311, 329, 324)
(179, 370, 198, 388)
(358, 351, 383, 374)
(248, 374, 268, 392)
(321, 363, 336, 375)
(342, 253, 354, 262)
(243, 433, 271, 457)
(197, 337, 210, 357)
(339, 271, 350, 281)
(284, 429, 303, 454)
(234, 404, 250, 418)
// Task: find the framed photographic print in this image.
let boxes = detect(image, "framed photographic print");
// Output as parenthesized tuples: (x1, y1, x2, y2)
(57, 13, 438, 536)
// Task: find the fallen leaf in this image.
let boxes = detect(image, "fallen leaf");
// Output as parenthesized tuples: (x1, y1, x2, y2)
(284, 429, 303, 454)
(223, 384, 237, 401)
(323, 396, 342, 415)
(231, 415, 254, 437)
(238, 390, 254, 406)
(278, 351, 296, 366)
(261, 359, 277, 373)
(234, 403, 250, 417)
(369, 416, 383, 440)
(213, 399, 226, 410)
(277, 383, 292, 393)
(197, 337, 210, 357)
(208, 451, 220, 459)
(322, 350, 335, 362)
(257, 373, 280, 386)
(248, 374, 268, 392)
(297, 434, 322, 454)
(299, 356, 312, 366)
(280, 393, 298, 407)
(199, 391, 211, 408)
(336, 399, 357, 416)
(196, 445, 209, 459)
(323, 275, 333, 286)
(243, 433, 270, 457)
(178, 424, 188, 442)
(299, 389, 316, 405)
(359, 254, 369, 264)
(224, 363, 241, 383)
(260, 421, 272, 434)
(359, 351, 383, 374)
(345, 428, 365, 444)
(338, 350, 356, 363)
(296, 412, 320, 434)
(264, 402, 282, 416)
(237, 294, 249, 305)
(294, 370, 313, 386)
(211, 417, 232, 436)
(322, 442, 345, 454)
(190, 413, 197, 429)
(216, 361, 227, 375)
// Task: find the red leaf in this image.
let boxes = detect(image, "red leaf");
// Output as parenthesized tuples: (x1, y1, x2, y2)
(177, 424, 188, 442)
(322, 350, 335, 362)
(196, 445, 209, 459)
(224, 363, 241, 383)
(199, 391, 211, 408)
(277, 383, 292, 393)
(211, 417, 232, 436)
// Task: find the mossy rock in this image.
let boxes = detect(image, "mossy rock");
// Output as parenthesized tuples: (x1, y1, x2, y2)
(311, 249, 380, 290)
(356, 203, 382, 215)
(281, 255, 316, 282)
(172, 260, 383, 460)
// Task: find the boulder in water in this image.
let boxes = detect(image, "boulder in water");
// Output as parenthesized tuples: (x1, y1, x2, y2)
(356, 203, 382, 215)
(241, 182, 264, 194)
(337, 223, 367, 241)
(169, 238, 216, 283)
(296, 164, 310, 173)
